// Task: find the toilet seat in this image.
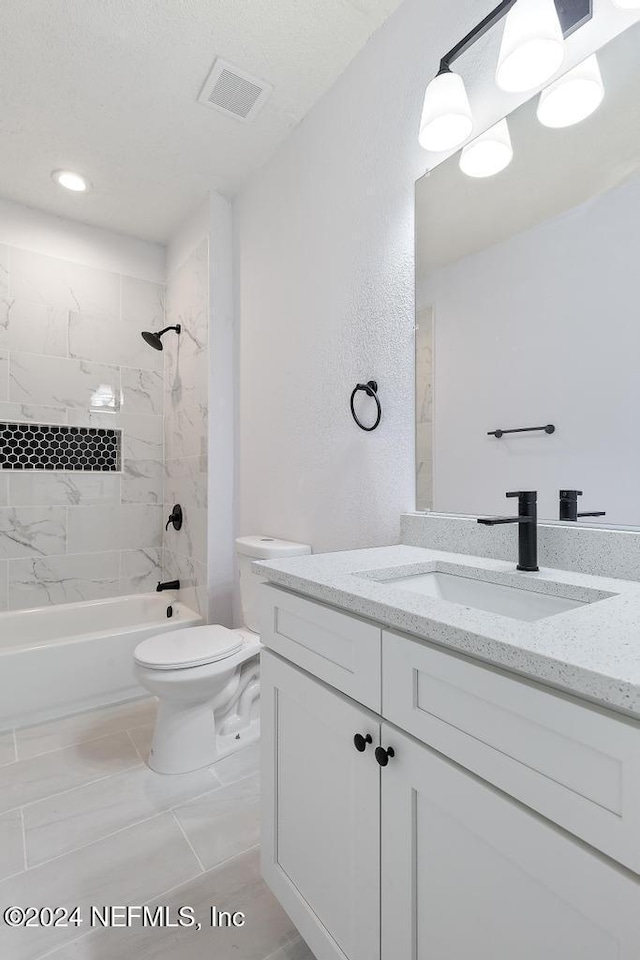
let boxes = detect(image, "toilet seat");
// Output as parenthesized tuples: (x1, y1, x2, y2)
(134, 625, 243, 671)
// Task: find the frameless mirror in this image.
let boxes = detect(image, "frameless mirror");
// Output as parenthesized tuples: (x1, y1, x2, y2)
(415, 21, 640, 527)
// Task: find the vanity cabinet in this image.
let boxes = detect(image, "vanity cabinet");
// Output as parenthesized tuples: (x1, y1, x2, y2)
(260, 585, 640, 960)
(382, 723, 638, 960)
(261, 651, 381, 960)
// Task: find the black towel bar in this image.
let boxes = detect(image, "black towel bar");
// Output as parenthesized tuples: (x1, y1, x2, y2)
(488, 424, 555, 439)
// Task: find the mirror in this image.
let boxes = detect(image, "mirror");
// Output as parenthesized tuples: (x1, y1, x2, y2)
(415, 22, 640, 527)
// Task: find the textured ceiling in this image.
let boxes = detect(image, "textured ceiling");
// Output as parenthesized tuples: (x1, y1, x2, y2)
(0, 0, 403, 241)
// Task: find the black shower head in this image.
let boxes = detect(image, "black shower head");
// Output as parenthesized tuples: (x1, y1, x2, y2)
(142, 330, 163, 351)
(140, 324, 181, 351)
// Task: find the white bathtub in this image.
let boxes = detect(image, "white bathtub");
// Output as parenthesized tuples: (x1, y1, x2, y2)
(0, 593, 202, 729)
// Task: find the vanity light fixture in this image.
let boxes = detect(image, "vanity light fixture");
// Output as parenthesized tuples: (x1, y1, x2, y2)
(419, 0, 517, 153)
(537, 53, 604, 128)
(459, 118, 513, 177)
(418, 70, 473, 152)
(495, 0, 565, 93)
(52, 170, 90, 192)
(419, 0, 593, 152)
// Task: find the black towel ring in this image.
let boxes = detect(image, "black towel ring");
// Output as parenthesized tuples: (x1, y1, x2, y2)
(350, 381, 382, 432)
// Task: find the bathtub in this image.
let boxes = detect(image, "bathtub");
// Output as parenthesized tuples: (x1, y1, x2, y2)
(0, 593, 202, 729)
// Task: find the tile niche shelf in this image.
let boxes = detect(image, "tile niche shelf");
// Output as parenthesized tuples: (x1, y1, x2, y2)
(0, 422, 122, 472)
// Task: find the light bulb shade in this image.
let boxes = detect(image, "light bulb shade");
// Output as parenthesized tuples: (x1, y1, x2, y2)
(419, 71, 473, 152)
(537, 54, 604, 128)
(612, 0, 640, 8)
(496, 0, 565, 93)
(459, 119, 513, 178)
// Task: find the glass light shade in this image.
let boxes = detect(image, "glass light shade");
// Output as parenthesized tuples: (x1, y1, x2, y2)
(418, 71, 473, 152)
(496, 0, 565, 93)
(53, 170, 89, 192)
(537, 54, 604, 128)
(459, 119, 513, 178)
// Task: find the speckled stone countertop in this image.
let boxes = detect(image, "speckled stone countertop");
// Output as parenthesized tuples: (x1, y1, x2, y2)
(255, 545, 640, 719)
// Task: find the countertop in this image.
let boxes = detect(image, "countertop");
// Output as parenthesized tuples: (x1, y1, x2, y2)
(255, 545, 640, 719)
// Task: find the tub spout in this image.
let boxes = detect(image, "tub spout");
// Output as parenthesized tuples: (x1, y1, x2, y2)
(157, 579, 180, 592)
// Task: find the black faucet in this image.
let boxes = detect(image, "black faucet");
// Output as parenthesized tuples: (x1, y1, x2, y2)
(156, 579, 180, 592)
(477, 491, 539, 572)
(559, 490, 606, 522)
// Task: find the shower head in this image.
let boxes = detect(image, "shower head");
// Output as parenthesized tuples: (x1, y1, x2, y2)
(140, 324, 181, 351)
(142, 330, 163, 351)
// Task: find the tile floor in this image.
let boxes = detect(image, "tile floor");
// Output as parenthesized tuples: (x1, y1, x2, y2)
(0, 697, 315, 960)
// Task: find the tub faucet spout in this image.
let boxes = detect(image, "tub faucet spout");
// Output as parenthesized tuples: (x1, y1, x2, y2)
(156, 579, 180, 592)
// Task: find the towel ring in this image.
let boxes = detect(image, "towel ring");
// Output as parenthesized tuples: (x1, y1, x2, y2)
(350, 381, 382, 432)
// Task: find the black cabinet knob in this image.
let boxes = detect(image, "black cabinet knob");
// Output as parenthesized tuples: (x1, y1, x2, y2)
(353, 733, 372, 753)
(375, 745, 395, 767)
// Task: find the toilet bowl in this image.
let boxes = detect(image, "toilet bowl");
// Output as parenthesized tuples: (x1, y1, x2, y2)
(134, 535, 311, 774)
(135, 626, 261, 774)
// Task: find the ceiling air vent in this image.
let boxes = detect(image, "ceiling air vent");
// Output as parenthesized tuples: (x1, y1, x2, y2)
(198, 58, 272, 123)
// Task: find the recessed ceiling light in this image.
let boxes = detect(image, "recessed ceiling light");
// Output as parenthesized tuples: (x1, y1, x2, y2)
(52, 170, 90, 192)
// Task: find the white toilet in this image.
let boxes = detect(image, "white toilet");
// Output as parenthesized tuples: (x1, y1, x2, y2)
(134, 536, 311, 774)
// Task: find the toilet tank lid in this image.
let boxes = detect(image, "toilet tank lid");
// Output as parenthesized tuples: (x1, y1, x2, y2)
(235, 536, 312, 559)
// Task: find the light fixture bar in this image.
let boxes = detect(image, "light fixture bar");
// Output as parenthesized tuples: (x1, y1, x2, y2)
(439, 0, 593, 74)
(555, 0, 592, 39)
(439, 0, 517, 73)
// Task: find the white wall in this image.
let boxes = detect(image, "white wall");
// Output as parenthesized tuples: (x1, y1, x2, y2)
(0, 197, 164, 281)
(207, 193, 235, 627)
(235, 0, 447, 553)
(165, 194, 236, 626)
(235, 0, 635, 554)
(426, 172, 640, 527)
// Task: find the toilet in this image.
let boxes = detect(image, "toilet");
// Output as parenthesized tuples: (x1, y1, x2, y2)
(134, 536, 311, 774)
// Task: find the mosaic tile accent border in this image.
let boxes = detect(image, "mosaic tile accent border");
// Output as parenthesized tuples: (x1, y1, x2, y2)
(0, 422, 121, 472)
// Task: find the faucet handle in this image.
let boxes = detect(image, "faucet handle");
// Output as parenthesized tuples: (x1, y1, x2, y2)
(506, 490, 537, 500)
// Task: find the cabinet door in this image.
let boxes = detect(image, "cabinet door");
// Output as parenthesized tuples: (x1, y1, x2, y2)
(261, 650, 381, 960)
(381, 724, 640, 960)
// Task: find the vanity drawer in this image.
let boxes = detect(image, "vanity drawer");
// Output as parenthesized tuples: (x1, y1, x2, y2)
(260, 585, 381, 711)
(382, 630, 640, 874)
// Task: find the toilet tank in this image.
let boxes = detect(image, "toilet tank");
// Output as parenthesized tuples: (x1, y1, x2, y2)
(236, 536, 312, 634)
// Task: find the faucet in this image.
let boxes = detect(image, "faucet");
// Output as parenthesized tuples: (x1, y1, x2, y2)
(559, 490, 605, 522)
(156, 579, 180, 592)
(477, 491, 539, 572)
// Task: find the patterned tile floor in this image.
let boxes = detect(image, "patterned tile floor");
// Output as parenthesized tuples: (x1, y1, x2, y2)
(0, 697, 314, 960)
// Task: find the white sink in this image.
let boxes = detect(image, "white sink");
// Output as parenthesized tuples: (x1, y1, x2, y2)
(376, 571, 587, 622)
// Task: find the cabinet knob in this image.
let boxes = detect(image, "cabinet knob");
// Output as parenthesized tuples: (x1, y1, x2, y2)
(375, 745, 395, 767)
(353, 733, 373, 753)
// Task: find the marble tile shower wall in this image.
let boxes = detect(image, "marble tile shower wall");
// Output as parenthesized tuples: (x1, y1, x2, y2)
(161, 239, 209, 619)
(0, 244, 165, 610)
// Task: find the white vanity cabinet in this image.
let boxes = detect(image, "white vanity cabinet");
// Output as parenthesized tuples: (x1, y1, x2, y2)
(261, 650, 381, 960)
(260, 585, 640, 960)
(382, 725, 638, 960)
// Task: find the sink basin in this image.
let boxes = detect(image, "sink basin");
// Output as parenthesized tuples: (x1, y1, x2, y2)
(372, 571, 587, 622)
